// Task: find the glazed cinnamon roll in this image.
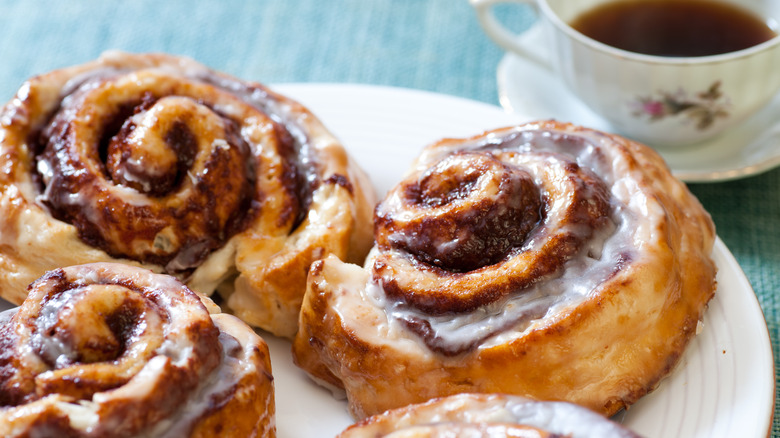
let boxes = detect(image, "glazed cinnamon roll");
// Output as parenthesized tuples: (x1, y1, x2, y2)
(0, 51, 375, 337)
(0, 262, 274, 438)
(293, 121, 717, 418)
(339, 393, 641, 438)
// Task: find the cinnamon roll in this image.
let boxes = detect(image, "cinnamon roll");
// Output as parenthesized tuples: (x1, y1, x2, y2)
(292, 121, 717, 418)
(0, 262, 274, 438)
(0, 51, 376, 337)
(338, 393, 641, 438)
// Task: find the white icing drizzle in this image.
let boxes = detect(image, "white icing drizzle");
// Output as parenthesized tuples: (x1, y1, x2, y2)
(0, 308, 16, 326)
(0, 264, 265, 437)
(345, 394, 640, 437)
(30, 55, 323, 275)
(148, 329, 256, 438)
(500, 397, 637, 437)
(32, 287, 83, 367)
(376, 127, 642, 353)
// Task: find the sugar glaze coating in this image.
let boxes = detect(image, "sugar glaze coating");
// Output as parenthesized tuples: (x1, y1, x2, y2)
(293, 121, 717, 419)
(339, 393, 642, 438)
(0, 262, 274, 437)
(0, 52, 376, 337)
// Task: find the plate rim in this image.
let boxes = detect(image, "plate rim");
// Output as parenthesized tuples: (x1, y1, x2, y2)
(272, 83, 776, 437)
(0, 82, 771, 438)
(708, 237, 775, 438)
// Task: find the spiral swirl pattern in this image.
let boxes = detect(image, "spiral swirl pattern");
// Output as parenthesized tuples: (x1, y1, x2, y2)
(37, 73, 266, 270)
(0, 262, 274, 438)
(0, 52, 375, 336)
(293, 121, 716, 418)
(374, 149, 611, 320)
(371, 128, 624, 355)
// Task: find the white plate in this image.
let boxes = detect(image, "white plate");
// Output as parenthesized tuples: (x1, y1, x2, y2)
(0, 84, 772, 438)
(272, 83, 775, 438)
(496, 48, 780, 182)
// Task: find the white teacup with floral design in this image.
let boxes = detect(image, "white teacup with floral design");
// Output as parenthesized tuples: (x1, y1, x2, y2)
(470, 0, 780, 146)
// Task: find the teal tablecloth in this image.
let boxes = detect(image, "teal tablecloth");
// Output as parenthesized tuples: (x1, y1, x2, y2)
(0, 1, 777, 436)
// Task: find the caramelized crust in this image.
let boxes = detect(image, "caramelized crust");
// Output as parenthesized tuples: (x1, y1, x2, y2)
(0, 263, 274, 437)
(293, 121, 717, 418)
(0, 51, 376, 337)
(338, 393, 641, 438)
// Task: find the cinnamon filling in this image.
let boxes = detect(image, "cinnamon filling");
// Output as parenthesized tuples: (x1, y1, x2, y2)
(372, 129, 624, 355)
(31, 70, 319, 273)
(0, 264, 232, 436)
(377, 152, 542, 272)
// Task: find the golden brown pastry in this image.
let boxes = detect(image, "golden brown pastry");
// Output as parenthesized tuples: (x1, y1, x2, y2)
(0, 51, 376, 337)
(0, 262, 274, 437)
(293, 121, 717, 418)
(338, 393, 642, 437)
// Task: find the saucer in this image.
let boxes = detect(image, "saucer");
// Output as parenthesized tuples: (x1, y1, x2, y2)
(497, 53, 780, 183)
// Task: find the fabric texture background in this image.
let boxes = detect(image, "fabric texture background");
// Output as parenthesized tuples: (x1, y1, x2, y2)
(0, 0, 777, 435)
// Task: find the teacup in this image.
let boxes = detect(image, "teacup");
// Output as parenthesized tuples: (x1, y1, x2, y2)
(470, 0, 780, 146)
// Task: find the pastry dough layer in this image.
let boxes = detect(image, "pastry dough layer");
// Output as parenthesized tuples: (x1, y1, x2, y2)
(0, 51, 376, 337)
(339, 393, 641, 438)
(293, 121, 717, 418)
(0, 262, 274, 437)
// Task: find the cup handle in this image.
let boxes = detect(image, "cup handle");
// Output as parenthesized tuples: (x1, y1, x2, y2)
(470, 0, 551, 70)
